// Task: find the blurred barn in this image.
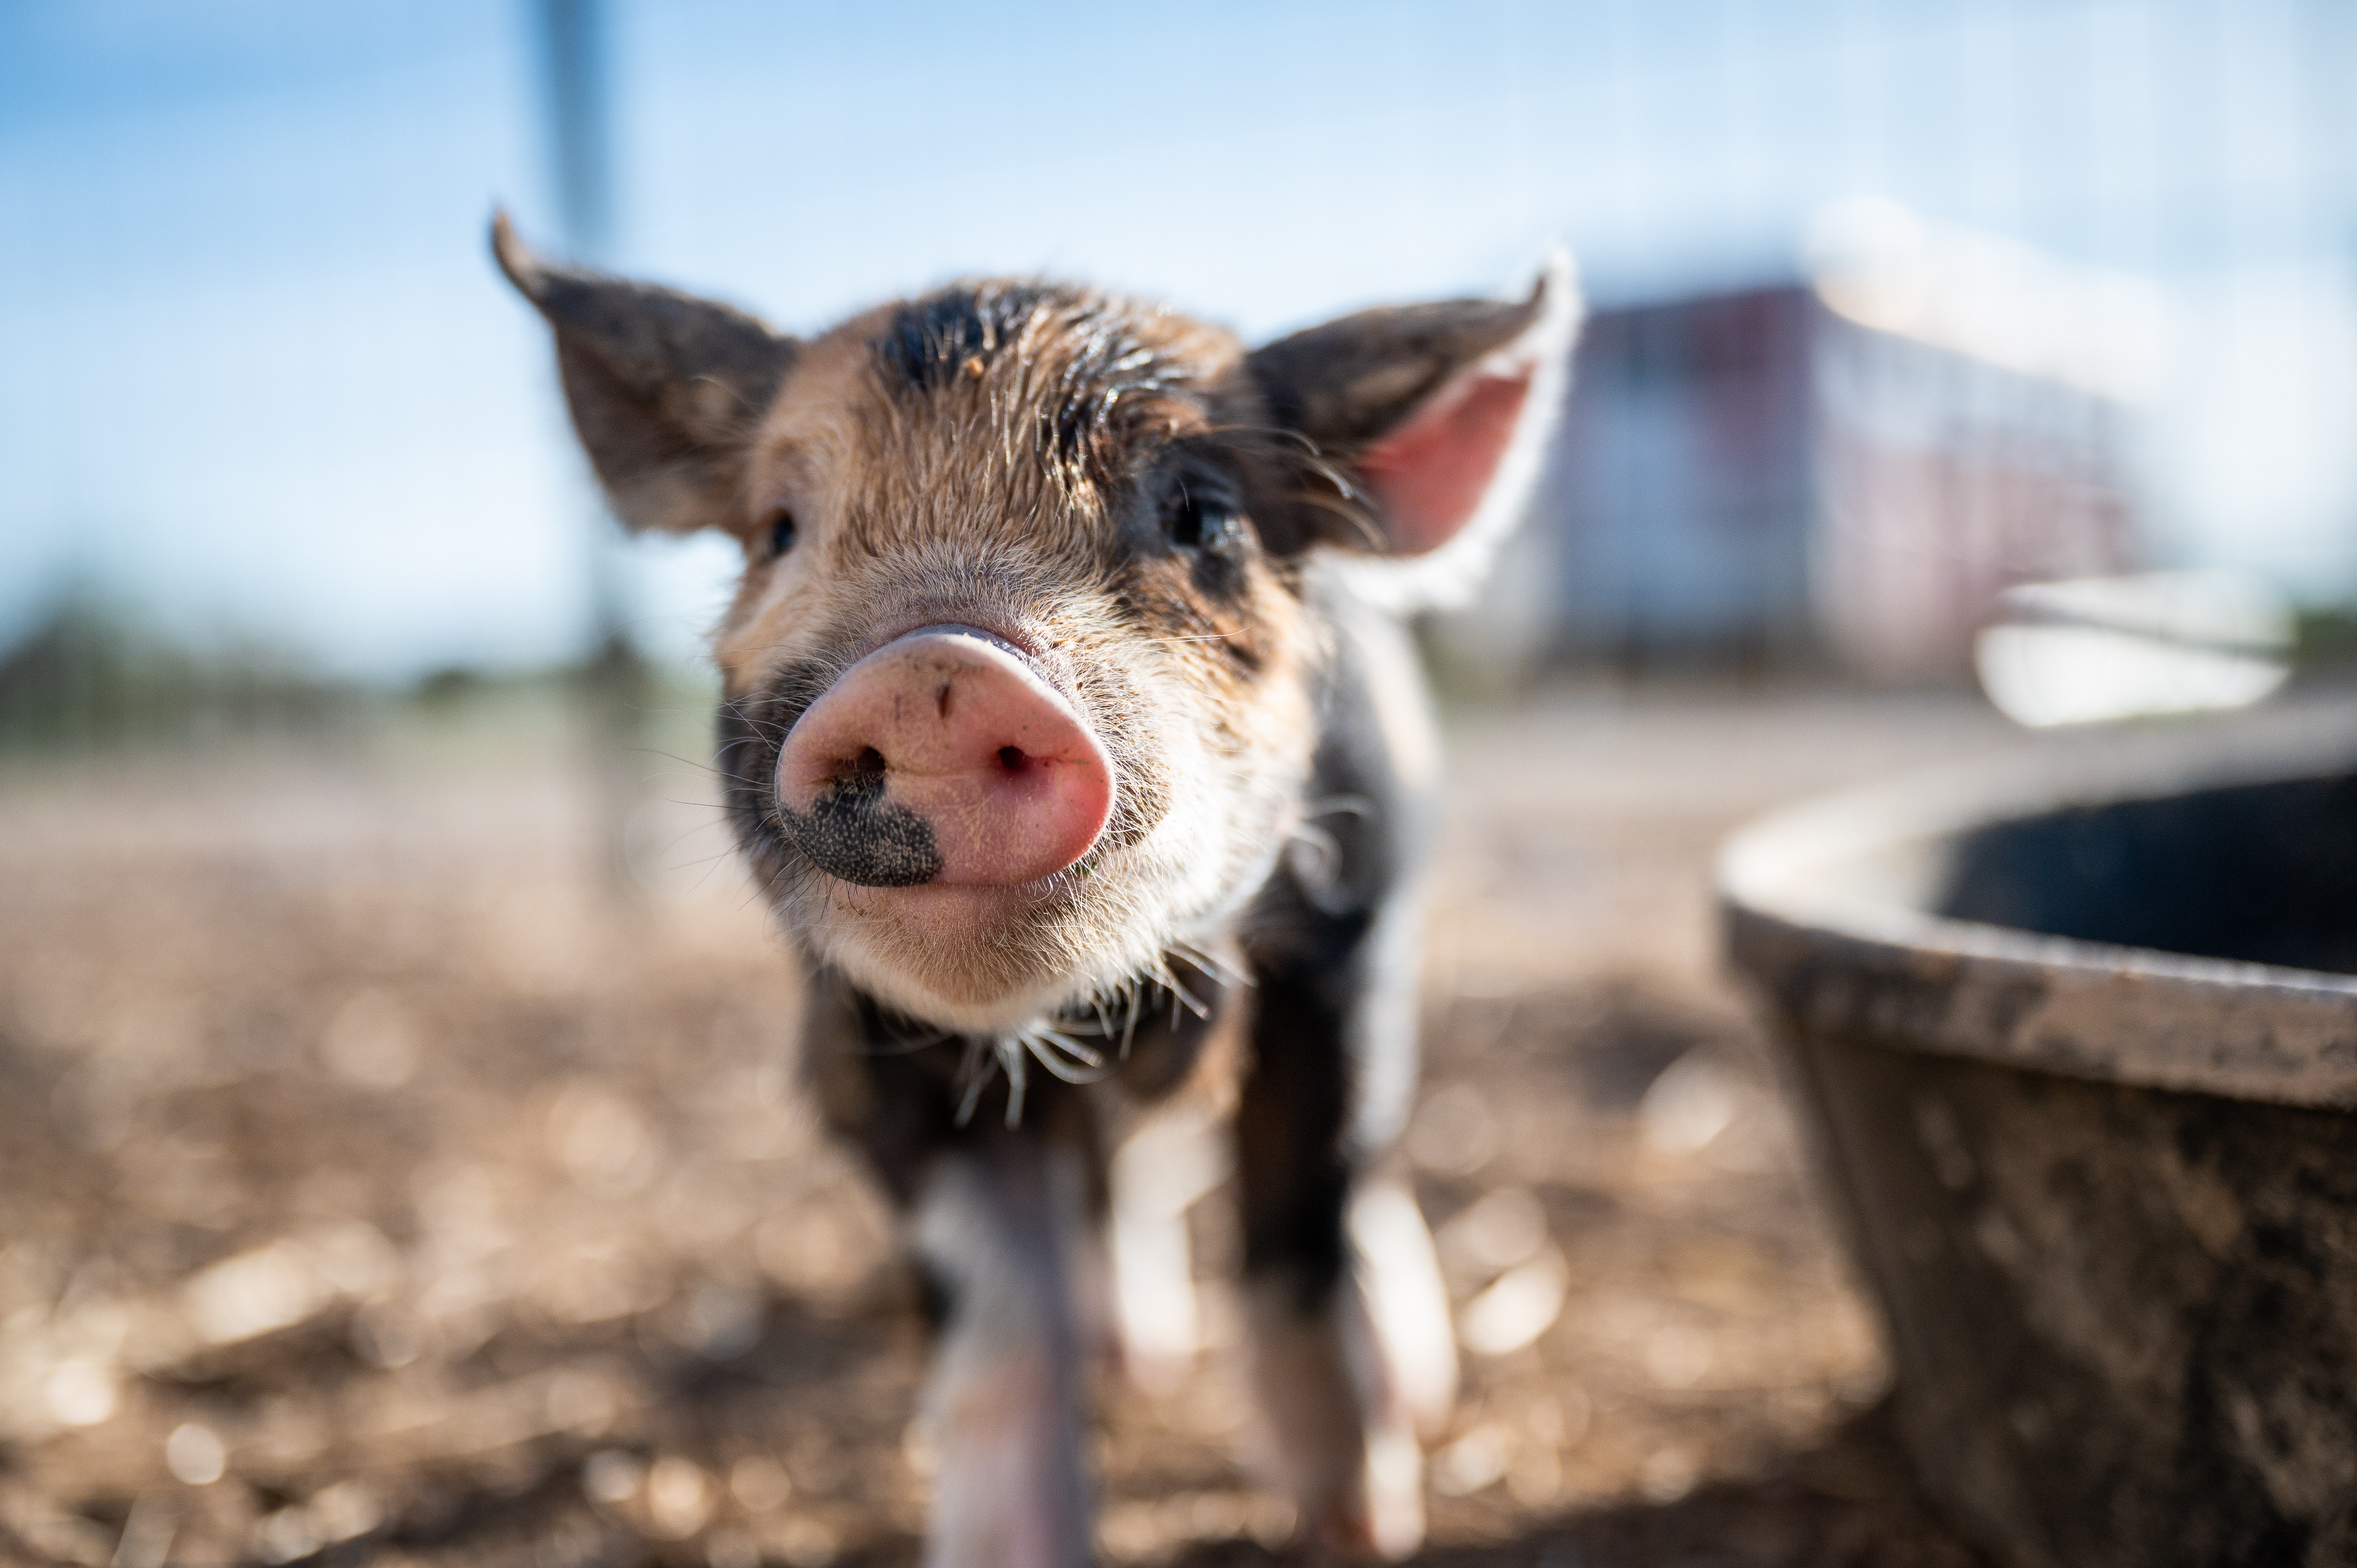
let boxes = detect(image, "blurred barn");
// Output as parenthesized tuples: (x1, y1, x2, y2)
(1452, 204, 2160, 686)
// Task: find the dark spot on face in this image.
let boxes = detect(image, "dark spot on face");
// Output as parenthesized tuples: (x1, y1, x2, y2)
(877, 284, 1057, 394)
(778, 770, 944, 888)
(874, 282, 1189, 467)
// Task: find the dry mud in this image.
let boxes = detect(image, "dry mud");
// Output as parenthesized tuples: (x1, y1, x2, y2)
(0, 690, 2021, 1567)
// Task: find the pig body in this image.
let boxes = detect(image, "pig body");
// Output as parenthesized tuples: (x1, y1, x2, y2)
(499, 223, 1578, 1564)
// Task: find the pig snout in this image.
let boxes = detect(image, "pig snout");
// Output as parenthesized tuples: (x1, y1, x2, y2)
(774, 627, 1114, 889)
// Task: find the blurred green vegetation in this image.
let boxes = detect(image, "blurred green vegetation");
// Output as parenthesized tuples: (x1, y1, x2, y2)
(0, 591, 718, 764)
(2294, 603, 2357, 677)
(0, 591, 358, 751)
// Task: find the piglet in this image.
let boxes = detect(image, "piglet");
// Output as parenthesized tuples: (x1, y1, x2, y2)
(498, 216, 1578, 1565)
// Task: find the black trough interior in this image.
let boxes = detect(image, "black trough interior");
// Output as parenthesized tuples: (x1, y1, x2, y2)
(1932, 769, 2357, 977)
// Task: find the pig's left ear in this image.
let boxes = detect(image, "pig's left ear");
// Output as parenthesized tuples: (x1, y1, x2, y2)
(1240, 250, 1580, 608)
(493, 213, 798, 535)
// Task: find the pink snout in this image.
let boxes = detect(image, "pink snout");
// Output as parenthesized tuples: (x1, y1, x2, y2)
(773, 627, 1114, 889)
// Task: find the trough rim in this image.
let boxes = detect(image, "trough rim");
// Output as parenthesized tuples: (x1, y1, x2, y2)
(1717, 703, 2357, 1111)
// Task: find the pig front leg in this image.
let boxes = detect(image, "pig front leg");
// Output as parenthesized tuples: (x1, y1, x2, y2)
(911, 1126, 1095, 1568)
(1236, 900, 1442, 1559)
(800, 973, 1099, 1568)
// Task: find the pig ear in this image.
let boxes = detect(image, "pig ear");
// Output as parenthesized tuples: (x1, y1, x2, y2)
(493, 212, 797, 534)
(1242, 249, 1579, 608)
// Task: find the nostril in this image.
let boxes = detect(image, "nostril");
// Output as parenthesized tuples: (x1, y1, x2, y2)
(997, 746, 1025, 773)
(841, 746, 887, 781)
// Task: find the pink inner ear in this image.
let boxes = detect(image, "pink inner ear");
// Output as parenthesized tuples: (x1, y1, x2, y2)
(1355, 370, 1534, 557)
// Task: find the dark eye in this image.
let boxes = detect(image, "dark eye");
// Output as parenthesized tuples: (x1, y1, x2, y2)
(1169, 494, 1240, 554)
(766, 509, 798, 558)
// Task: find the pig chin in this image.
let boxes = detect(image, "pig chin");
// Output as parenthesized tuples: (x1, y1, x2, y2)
(803, 873, 1148, 1034)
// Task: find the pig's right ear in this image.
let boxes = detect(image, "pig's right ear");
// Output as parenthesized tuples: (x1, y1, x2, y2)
(493, 213, 797, 534)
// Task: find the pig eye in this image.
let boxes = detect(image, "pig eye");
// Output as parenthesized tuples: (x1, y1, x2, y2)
(1168, 495, 1240, 554)
(765, 509, 799, 558)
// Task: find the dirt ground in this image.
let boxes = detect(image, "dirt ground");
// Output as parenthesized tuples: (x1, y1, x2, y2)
(0, 686, 2030, 1568)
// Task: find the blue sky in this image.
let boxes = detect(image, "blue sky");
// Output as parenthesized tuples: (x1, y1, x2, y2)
(4, 0, 2353, 678)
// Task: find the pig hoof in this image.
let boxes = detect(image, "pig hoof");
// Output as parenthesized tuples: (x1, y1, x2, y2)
(1291, 1423, 1425, 1562)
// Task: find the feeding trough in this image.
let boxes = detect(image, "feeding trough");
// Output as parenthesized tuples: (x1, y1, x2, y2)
(1720, 711, 2357, 1568)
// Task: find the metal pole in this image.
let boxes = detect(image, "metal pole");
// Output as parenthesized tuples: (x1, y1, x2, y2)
(543, 0, 613, 265)
(537, 0, 643, 899)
